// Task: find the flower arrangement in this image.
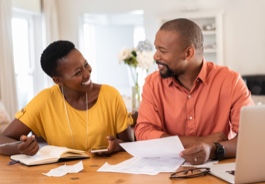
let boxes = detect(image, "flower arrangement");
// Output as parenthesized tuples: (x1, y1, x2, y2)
(118, 40, 154, 111)
(118, 39, 154, 86)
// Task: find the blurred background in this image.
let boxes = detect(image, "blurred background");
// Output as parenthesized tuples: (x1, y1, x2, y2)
(1, 0, 265, 117)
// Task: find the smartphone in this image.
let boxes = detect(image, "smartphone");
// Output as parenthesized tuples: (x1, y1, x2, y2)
(90, 146, 108, 153)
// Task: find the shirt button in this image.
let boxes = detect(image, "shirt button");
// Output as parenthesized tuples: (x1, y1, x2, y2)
(189, 116, 193, 120)
(188, 95, 191, 99)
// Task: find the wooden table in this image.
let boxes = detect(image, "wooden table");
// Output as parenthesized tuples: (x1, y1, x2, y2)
(0, 151, 232, 184)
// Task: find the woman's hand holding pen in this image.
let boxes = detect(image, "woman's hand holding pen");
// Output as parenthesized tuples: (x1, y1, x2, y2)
(18, 135, 39, 156)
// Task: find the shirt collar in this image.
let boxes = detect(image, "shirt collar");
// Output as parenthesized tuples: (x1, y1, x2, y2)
(166, 58, 208, 87)
(197, 59, 207, 84)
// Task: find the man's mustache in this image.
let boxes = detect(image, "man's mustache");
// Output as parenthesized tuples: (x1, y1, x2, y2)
(155, 60, 167, 67)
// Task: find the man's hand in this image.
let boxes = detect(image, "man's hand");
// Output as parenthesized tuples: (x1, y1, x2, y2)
(18, 135, 39, 156)
(178, 132, 228, 165)
(180, 142, 213, 165)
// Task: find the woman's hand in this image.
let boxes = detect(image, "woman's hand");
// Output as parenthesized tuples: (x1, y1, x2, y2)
(106, 135, 123, 153)
(93, 135, 123, 156)
(18, 135, 39, 156)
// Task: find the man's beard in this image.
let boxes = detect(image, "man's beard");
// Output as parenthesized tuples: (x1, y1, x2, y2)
(156, 61, 174, 78)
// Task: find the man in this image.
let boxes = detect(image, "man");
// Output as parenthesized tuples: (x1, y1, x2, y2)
(134, 18, 254, 165)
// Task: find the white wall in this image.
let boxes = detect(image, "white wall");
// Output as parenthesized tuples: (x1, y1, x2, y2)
(12, 0, 41, 13)
(56, 0, 265, 76)
(11, 0, 265, 98)
(94, 24, 134, 95)
(223, 0, 265, 74)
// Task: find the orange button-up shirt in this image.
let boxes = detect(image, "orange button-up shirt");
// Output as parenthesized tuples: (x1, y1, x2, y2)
(135, 61, 254, 140)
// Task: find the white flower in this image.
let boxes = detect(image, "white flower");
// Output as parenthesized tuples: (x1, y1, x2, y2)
(118, 40, 154, 69)
(136, 51, 154, 70)
(118, 48, 135, 64)
(118, 40, 154, 86)
(137, 40, 153, 52)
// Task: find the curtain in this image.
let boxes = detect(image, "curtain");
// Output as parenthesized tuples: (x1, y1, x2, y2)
(41, 0, 59, 43)
(0, 0, 18, 117)
(41, 0, 60, 87)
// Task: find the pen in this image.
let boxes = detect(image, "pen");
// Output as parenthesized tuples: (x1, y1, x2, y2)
(0, 141, 23, 148)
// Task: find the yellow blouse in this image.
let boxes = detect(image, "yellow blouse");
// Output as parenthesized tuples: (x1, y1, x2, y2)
(15, 85, 132, 151)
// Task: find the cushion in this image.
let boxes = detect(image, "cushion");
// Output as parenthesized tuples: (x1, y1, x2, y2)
(0, 100, 10, 133)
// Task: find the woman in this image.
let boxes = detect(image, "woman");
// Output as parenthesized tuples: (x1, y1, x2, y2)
(0, 40, 133, 156)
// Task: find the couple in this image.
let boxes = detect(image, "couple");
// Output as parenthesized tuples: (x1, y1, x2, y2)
(0, 18, 253, 165)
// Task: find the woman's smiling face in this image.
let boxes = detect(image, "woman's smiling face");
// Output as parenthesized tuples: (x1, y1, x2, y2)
(55, 49, 93, 92)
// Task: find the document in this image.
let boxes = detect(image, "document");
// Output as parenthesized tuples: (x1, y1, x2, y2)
(98, 136, 185, 175)
(182, 160, 219, 167)
(120, 136, 184, 157)
(98, 157, 184, 175)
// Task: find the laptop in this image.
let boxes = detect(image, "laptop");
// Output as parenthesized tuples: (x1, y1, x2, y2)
(209, 105, 265, 184)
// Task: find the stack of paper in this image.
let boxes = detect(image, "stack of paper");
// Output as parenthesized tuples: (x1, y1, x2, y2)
(98, 136, 185, 175)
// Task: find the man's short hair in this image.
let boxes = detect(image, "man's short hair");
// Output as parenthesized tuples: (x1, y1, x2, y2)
(160, 18, 204, 53)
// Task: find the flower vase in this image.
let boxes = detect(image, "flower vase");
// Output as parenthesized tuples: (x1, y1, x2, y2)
(131, 84, 140, 111)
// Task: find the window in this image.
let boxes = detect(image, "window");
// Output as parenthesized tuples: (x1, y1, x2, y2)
(80, 19, 97, 82)
(11, 11, 43, 109)
(133, 26, 146, 47)
(80, 12, 145, 97)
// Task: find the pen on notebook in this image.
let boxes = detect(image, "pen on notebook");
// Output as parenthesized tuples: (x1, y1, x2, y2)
(0, 141, 23, 148)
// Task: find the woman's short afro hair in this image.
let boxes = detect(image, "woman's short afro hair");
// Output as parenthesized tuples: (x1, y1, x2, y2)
(40, 40, 75, 77)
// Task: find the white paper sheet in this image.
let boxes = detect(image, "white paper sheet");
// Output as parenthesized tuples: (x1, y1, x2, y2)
(182, 160, 219, 167)
(119, 136, 184, 157)
(98, 157, 184, 175)
(98, 136, 185, 175)
(43, 161, 84, 177)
